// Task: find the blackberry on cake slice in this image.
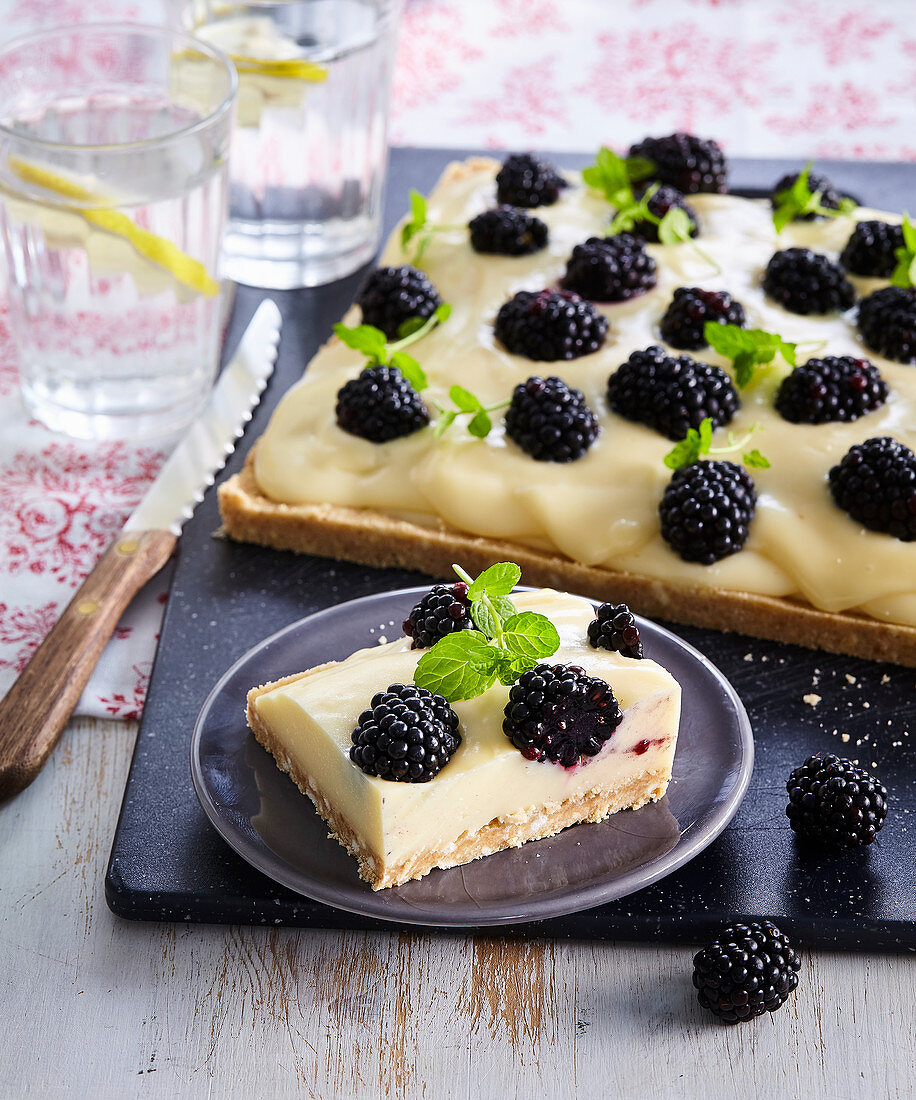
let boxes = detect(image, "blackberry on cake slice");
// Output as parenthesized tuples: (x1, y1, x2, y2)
(631, 184, 699, 244)
(840, 220, 904, 277)
(587, 603, 644, 659)
(350, 684, 461, 782)
(693, 922, 801, 1024)
(628, 132, 727, 194)
(468, 207, 548, 255)
(335, 366, 429, 442)
(762, 248, 855, 315)
(659, 460, 757, 564)
(771, 169, 848, 219)
(659, 287, 746, 351)
(403, 583, 475, 649)
(786, 754, 888, 850)
(505, 375, 600, 462)
(496, 153, 567, 208)
(503, 663, 623, 767)
(828, 436, 916, 541)
(775, 355, 888, 424)
(857, 286, 916, 363)
(560, 234, 657, 302)
(607, 345, 740, 441)
(494, 289, 608, 360)
(356, 265, 442, 339)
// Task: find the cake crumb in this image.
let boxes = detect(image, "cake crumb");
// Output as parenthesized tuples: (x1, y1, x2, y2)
(845, 674, 857, 684)
(863, 701, 870, 708)
(743, 653, 753, 662)
(841, 733, 850, 742)
(881, 674, 891, 684)
(377, 635, 388, 645)
(803, 693, 821, 707)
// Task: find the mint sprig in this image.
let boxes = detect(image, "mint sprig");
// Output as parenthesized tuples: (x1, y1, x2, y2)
(891, 213, 916, 289)
(400, 188, 466, 262)
(433, 384, 508, 440)
(664, 417, 770, 470)
(413, 563, 560, 701)
(704, 322, 798, 388)
(333, 303, 452, 392)
(772, 163, 857, 233)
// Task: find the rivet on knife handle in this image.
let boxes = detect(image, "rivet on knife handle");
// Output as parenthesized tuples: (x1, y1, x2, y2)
(0, 529, 176, 800)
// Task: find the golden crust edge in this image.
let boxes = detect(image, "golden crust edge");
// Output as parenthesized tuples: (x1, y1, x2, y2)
(222, 453, 916, 668)
(246, 675, 671, 890)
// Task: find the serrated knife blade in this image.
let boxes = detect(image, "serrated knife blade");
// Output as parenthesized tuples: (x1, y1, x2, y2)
(0, 299, 281, 800)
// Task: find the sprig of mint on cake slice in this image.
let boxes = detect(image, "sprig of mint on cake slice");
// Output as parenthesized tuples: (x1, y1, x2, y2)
(414, 563, 560, 701)
(401, 189, 466, 263)
(704, 322, 799, 388)
(664, 417, 770, 470)
(433, 385, 508, 440)
(772, 163, 857, 233)
(891, 213, 916, 288)
(334, 303, 452, 391)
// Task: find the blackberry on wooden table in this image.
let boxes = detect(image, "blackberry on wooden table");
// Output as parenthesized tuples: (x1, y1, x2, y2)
(560, 234, 657, 302)
(828, 436, 916, 541)
(403, 583, 475, 649)
(494, 289, 608, 361)
(504, 375, 600, 462)
(495, 153, 566, 208)
(468, 207, 548, 255)
(659, 287, 746, 351)
(356, 265, 441, 339)
(774, 355, 888, 424)
(628, 132, 728, 194)
(659, 460, 757, 564)
(335, 366, 429, 443)
(786, 754, 888, 849)
(857, 286, 916, 363)
(350, 684, 461, 782)
(607, 345, 739, 441)
(762, 248, 855, 315)
(693, 921, 801, 1023)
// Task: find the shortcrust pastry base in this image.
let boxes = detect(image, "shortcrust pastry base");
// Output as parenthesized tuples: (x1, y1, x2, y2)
(222, 454, 916, 668)
(246, 674, 670, 890)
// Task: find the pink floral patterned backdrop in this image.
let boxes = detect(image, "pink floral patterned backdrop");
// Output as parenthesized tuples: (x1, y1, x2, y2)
(0, 0, 913, 719)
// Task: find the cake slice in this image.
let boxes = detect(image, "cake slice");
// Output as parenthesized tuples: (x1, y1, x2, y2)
(246, 589, 681, 889)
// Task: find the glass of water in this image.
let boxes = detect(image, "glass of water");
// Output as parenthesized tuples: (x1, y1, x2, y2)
(0, 23, 236, 441)
(184, 0, 401, 288)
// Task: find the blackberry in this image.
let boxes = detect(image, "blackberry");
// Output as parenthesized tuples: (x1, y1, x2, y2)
(468, 206, 548, 255)
(628, 132, 727, 194)
(495, 153, 566, 208)
(335, 366, 429, 443)
(693, 922, 801, 1024)
(763, 248, 855, 315)
(632, 184, 699, 244)
(587, 603, 644, 659)
(503, 663, 623, 767)
(350, 684, 461, 782)
(828, 436, 916, 541)
(494, 289, 608, 361)
(402, 583, 474, 649)
(786, 754, 888, 849)
(857, 286, 916, 363)
(356, 265, 441, 339)
(771, 170, 848, 219)
(659, 287, 747, 351)
(607, 345, 740, 441)
(660, 460, 757, 564)
(560, 234, 657, 302)
(775, 355, 888, 424)
(840, 220, 904, 277)
(505, 375, 600, 462)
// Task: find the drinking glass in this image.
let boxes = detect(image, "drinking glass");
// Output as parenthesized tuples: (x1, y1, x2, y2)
(184, 0, 401, 288)
(0, 23, 236, 441)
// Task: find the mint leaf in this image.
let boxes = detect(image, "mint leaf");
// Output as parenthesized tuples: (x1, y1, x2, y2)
(468, 562, 521, 600)
(401, 188, 428, 250)
(772, 163, 857, 231)
(469, 598, 499, 639)
(705, 323, 797, 387)
(657, 206, 695, 246)
(434, 302, 452, 324)
(891, 213, 916, 289)
(414, 631, 499, 701)
(625, 154, 655, 182)
(500, 612, 560, 660)
(433, 408, 458, 438)
(733, 349, 758, 388)
(450, 384, 480, 413)
(397, 316, 427, 339)
(468, 408, 492, 438)
(334, 322, 388, 362)
(664, 422, 709, 470)
(492, 651, 540, 686)
(743, 449, 771, 469)
(389, 351, 427, 392)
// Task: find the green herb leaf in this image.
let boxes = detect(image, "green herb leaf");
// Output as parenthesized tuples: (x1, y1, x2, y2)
(664, 421, 710, 469)
(704, 323, 798, 387)
(389, 351, 427, 392)
(657, 206, 695, 246)
(433, 408, 458, 438)
(467, 408, 492, 438)
(500, 612, 560, 660)
(449, 384, 481, 413)
(467, 562, 521, 600)
(772, 163, 857, 232)
(414, 631, 499, 701)
(891, 213, 916, 289)
(396, 316, 427, 339)
(434, 302, 452, 324)
(625, 154, 656, 182)
(400, 188, 428, 250)
(583, 146, 637, 207)
(333, 322, 388, 362)
(743, 449, 771, 469)
(492, 652, 537, 686)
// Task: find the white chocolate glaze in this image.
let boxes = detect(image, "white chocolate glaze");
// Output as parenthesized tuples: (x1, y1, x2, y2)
(254, 160, 916, 625)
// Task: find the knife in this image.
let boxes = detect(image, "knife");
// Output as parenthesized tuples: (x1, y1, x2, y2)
(0, 299, 281, 800)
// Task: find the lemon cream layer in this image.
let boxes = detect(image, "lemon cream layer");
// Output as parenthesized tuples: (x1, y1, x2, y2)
(253, 159, 916, 627)
(248, 590, 681, 889)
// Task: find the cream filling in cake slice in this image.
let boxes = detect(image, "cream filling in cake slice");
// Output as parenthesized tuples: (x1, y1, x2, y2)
(247, 589, 681, 889)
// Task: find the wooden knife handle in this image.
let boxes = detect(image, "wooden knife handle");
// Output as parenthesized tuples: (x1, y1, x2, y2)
(0, 529, 176, 800)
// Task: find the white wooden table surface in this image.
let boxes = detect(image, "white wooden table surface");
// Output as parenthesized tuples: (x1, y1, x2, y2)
(1, 716, 913, 1100)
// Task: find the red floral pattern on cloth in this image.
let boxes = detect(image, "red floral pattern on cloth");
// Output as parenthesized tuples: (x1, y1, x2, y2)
(0, 0, 914, 720)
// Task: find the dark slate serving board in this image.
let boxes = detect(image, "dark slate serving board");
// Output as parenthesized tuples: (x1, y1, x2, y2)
(106, 149, 916, 949)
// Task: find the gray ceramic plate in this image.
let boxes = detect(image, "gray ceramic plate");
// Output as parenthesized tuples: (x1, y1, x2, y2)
(191, 588, 753, 927)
